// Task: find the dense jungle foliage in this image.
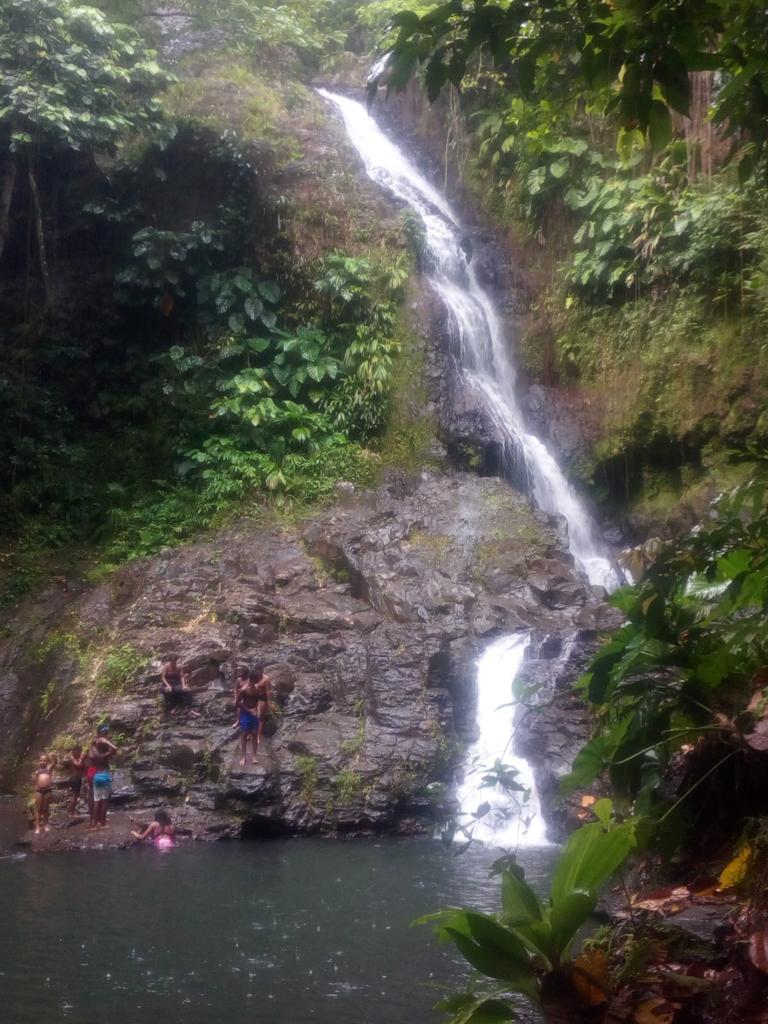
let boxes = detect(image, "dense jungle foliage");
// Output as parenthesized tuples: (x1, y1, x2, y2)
(375, 0, 768, 513)
(3, 1, 768, 1020)
(0, 0, 418, 600)
(5, 0, 765, 593)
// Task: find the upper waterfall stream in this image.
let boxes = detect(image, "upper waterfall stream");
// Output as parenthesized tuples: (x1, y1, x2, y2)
(319, 90, 620, 591)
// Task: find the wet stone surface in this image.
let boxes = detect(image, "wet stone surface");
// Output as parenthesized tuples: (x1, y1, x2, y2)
(1, 472, 612, 850)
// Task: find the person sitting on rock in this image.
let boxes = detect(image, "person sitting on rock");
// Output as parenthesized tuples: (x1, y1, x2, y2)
(33, 752, 55, 834)
(235, 664, 270, 765)
(161, 654, 199, 717)
(131, 808, 176, 849)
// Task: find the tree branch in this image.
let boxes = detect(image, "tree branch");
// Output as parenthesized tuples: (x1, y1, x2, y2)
(27, 163, 52, 311)
(0, 151, 17, 264)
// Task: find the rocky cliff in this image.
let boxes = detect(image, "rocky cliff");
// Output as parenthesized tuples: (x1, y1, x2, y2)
(0, 64, 621, 852)
(0, 469, 616, 848)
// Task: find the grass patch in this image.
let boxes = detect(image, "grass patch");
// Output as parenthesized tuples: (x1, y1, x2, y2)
(339, 717, 366, 759)
(334, 768, 365, 804)
(296, 754, 318, 806)
(408, 530, 453, 569)
(521, 285, 768, 517)
(378, 312, 441, 473)
(95, 644, 147, 693)
(167, 55, 314, 165)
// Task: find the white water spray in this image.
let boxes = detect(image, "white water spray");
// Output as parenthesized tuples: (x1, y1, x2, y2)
(319, 89, 620, 591)
(454, 634, 550, 847)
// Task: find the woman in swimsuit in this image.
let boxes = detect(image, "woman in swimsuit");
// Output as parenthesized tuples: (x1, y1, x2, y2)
(161, 654, 200, 717)
(131, 809, 176, 848)
(33, 753, 54, 834)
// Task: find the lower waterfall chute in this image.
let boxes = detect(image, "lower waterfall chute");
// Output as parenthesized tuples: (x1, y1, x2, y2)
(454, 634, 550, 848)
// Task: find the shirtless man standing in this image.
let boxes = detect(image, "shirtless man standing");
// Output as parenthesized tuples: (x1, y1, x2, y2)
(235, 665, 270, 765)
(88, 726, 118, 829)
(232, 664, 249, 711)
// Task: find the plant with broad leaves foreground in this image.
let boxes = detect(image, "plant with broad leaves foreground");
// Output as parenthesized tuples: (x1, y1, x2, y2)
(420, 799, 636, 1023)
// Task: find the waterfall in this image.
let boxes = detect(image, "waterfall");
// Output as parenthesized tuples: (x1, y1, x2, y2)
(455, 634, 549, 847)
(318, 89, 621, 591)
(319, 90, 618, 846)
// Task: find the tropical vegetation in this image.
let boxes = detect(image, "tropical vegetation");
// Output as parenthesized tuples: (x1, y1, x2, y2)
(2, 1, 768, 1016)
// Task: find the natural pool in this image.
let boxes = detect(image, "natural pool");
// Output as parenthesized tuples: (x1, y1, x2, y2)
(0, 836, 557, 1024)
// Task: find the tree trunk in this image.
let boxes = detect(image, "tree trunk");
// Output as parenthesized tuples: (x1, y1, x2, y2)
(0, 151, 17, 264)
(27, 163, 52, 311)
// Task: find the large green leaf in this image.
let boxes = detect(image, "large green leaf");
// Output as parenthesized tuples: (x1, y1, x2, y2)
(501, 868, 544, 926)
(547, 889, 596, 957)
(465, 912, 532, 965)
(560, 734, 610, 793)
(445, 924, 540, 1004)
(550, 818, 635, 908)
(438, 990, 518, 1024)
(648, 100, 672, 150)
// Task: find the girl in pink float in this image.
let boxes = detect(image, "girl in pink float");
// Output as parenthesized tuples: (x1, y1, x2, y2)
(131, 809, 176, 850)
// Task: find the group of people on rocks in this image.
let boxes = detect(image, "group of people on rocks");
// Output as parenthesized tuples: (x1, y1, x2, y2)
(33, 725, 117, 834)
(31, 655, 272, 835)
(233, 663, 271, 765)
(161, 654, 272, 764)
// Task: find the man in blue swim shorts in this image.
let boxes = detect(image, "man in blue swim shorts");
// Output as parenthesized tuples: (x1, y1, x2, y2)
(88, 726, 117, 829)
(235, 665, 267, 765)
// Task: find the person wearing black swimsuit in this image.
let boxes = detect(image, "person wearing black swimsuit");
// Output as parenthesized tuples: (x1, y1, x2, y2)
(161, 654, 197, 716)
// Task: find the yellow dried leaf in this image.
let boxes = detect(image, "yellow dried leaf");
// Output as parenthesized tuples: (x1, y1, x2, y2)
(633, 997, 679, 1024)
(718, 845, 752, 889)
(570, 948, 609, 1007)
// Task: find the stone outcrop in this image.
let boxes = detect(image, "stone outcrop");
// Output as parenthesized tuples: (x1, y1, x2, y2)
(513, 628, 622, 840)
(0, 471, 613, 847)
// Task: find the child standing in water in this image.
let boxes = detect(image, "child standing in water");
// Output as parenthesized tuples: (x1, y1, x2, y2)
(67, 744, 87, 815)
(33, 753, 54, 834)
(131, 809, 176, 848)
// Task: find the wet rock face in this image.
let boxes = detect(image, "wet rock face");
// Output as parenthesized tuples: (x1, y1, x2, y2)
(513, 626, 620, 840)
(0, 472, 608, 845)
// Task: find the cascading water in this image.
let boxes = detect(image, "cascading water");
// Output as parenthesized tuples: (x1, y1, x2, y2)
(454, 634, 549, 847)
(319, 90, 618, 844)
(318, 89, 620, 591)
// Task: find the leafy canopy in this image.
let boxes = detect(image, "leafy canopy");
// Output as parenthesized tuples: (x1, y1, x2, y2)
(563, 462, 768, 835)
(372, 0, 768, 171)
(0, 0, 170, 154)
(100, 0, 348, 56)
